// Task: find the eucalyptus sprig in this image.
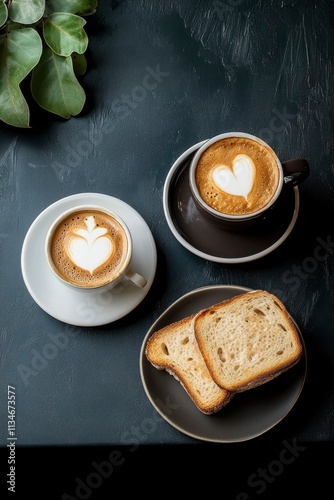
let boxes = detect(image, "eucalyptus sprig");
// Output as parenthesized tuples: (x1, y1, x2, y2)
(0, 0, 98, 128)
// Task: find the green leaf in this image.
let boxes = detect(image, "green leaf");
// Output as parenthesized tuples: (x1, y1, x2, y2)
(0, 1, 8, 28)
(8, 0, 45, 25)
(72, 52, 87, 75)
(31, 44, 86, 119)
(0, 28, 43, 127)
(6, 21, 27, 31)
(45, 0, 98, 16)
(43, 13, 88, 57)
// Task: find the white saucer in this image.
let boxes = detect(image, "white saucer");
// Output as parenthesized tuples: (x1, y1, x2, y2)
(21, 193, 157, 326)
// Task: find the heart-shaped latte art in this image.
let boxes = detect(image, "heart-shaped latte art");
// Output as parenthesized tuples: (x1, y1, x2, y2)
(212, 154, 255, 199)
(65, 215, 114, 275)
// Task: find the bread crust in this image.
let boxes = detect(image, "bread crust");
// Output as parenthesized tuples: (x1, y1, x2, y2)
(145, 290, 303, 415)
(145, 314, 233, 414)
(193, 290, 303, 393)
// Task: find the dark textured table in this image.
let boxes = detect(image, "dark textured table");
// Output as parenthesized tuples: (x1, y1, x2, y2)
(1, 0, 333, 497)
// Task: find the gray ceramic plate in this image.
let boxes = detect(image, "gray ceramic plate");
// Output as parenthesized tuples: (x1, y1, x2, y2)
(140, 285, 307, 442)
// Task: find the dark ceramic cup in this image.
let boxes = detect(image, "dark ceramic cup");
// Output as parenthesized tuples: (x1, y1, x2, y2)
(189, 132, 309, 231)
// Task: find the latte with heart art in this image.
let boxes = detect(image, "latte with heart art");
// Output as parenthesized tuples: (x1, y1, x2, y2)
(195, 137, 279, 216)
(49, 209, 129, 288)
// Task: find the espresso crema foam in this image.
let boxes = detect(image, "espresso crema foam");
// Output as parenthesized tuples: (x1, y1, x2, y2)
(50, 210, 129, 288)
(195, 137, 280, 215)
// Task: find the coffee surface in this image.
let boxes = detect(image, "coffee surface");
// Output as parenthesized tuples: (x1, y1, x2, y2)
(49, 210, 129, 287)
(195, 137, 280, 215)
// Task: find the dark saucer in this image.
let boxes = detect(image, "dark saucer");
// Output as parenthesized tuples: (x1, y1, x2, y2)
(163, 141, 299, 263)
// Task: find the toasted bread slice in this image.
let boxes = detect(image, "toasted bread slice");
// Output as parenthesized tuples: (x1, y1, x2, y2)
(145, 314, 233, 414)
(194, 290, 303, 393)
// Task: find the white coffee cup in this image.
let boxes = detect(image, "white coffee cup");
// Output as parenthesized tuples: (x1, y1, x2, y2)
(45, 205, 147, 291)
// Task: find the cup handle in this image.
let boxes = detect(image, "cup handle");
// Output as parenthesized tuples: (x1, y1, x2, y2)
(281, 158, 310, 187)
(125, 269, 147, 288)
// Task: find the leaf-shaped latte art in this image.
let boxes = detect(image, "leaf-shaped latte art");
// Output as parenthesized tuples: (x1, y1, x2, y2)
(65, 216, 113, 274)
(212, 154, 255, 199)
